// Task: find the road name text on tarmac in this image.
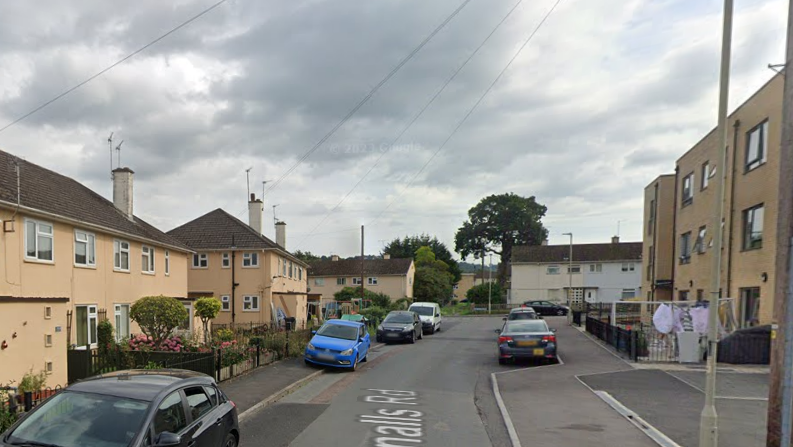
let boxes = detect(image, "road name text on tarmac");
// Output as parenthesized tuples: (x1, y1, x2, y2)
(360, 389, 423, 446)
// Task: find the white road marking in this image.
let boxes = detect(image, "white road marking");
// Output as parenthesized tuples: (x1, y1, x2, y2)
(587, 388, 683, 447)
(358, 390, 425, 446)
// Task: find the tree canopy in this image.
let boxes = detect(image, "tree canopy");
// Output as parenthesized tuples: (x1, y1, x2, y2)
(334, 286, 393, 308)
(455, 193, 548, 286)
(130, 296, 188, 348)
(466, 282, 505, 305)
(293, 250, 321, 262)
(382, 234, 461, 283)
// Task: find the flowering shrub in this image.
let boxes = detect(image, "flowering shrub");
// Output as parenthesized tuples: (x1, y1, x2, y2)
(128, 334, 184, 352)
(215, 328, 235, 342)
(217, 341, 252, 368)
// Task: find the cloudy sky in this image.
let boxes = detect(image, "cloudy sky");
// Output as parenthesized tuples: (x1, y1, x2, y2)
(0, 0, 787, 259)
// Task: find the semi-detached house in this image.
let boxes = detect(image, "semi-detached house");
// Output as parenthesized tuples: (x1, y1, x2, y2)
(0, 149, 191, 387)
(307, 255, 415, 306)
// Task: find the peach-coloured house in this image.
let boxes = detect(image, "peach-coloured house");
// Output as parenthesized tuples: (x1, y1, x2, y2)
(0, 149, 191, 387)
(168, 196, 309, 328)
(307, 255, 415, 308)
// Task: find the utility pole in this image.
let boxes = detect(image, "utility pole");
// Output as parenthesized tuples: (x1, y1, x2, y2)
(361, 225, 365, 300)
(700, 1, 733, 446)
(563, 233, 573, 325)
(768, 1, 793, 445)
(488, 254, 493, 313)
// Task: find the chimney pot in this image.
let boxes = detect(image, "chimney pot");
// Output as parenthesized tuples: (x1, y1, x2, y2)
(275, 221, 286, 249)
(331, 254, 339, 261)
(250, 193, 255, 201)
(541, 239, 548, 246)
(248, 194, 264, 235)
(383, 254, 391, 260)
(112, 167, 134, 219)
(612, 236, 620, 244)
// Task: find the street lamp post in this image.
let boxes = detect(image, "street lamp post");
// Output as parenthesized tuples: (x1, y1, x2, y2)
(562, 233, 573, 325)
(488, 254, 493, 314)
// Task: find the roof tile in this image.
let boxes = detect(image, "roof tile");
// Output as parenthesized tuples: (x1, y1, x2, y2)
(512, 242, 643, 263)
(308, 258, 413, 277)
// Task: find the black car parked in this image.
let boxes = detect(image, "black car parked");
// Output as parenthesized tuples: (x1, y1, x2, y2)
(376, 311, 423, 344)
(1, 369, 239, 447)
(522, 300, 570, 316)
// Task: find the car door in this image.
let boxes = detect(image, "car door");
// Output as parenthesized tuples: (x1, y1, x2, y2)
(360, 325, 371, 357)
(150, 391, 191, 447)
(414, 313, 421, 337)
(183, 386, 223, 447)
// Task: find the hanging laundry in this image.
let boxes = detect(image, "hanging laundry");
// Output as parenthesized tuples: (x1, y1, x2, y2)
(680, 308, 694, 332)
(690, 306, 709, 334)
(671, 306, 684, 333)
(653, 304, 674, 334)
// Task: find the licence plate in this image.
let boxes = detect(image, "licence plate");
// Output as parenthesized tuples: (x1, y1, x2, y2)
(517, 340, 537, 347)
(533, 348, 545, 356)
(387, 333, 399, 338)
(317, 353, 335, 361)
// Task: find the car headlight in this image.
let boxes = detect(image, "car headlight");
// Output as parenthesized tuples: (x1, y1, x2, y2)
(377, 325, 383, 331)
(307, 343, 315, 350)
(403, 326, 413, 332)
(340, 348, 354, 356)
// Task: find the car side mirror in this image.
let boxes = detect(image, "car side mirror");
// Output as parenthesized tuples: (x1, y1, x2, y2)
(551, 328, 557, 333)
(436, 313, 440, 317)
(311, 330, 317, 335)
(155, 432, 182, 447)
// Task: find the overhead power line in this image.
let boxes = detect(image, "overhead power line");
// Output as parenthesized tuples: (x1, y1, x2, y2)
(260, 0, 473, 196)
(294, 0, 527, 250)
(0, 0, 230, 136)
(367, 0, 563, 227)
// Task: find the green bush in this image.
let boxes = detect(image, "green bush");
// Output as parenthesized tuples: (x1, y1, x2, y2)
(214, 328, 235, 342)
(18, 369, 47, 393)
(391, 298, 412, 310)
(195, 297, 221, 343)
(466, 283, 505, 305)
(264, 333, 287, 358)
(359, 306, 388, 323)
(0, 384, 16, 432)
(97, 320, 114, 357)
(130, 296, 188, 348)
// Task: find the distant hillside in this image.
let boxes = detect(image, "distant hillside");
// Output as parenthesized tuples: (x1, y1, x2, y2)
(459, 261, 498, 273)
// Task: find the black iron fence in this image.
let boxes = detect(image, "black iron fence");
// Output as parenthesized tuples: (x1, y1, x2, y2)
(585, 317, 636, 359)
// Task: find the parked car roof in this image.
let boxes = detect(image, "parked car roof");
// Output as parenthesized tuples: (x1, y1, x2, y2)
(324, 319, 364, 328)
(510, 307, 536, 313)
(69, 369, 214, 401)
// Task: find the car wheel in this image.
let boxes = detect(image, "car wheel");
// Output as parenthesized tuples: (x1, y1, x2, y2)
(498, 358, 508, 365)
(409, 331, 416, 344)
(351, 354, 359, 371)
(223, 433, 237, 447)
(436, 323, 441, 332)
(418, 330, 423, 340)
(304, 359, 312, 367)
(362, 353, 368, 362)
(556, 309, 565, 316)
(429, 326, 435, 335)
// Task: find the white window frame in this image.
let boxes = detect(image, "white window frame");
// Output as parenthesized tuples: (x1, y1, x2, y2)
(621, 263, 636, 272)
(178, 303, 193, 331)
(743, 204, 765, 250)
(165, 250, 170, 276)
(368, 277, 378, 285)
(75, 304, 98, 348)
(192, 253, 208, 269)
(589, 264, 603, 273)
(694, 226, 707, 254)
(74, 229, 96, 267)
(745, 120, 769, 172)
(567, 265, 581, 274)
(141, 245, 155, 274)
(243, 295, 260, 311)
(25, 218, 54, 263)
(352, 277, 362, 285)
(682, 173, 694, 206)
(220, 295, 230, 312)
(621, 289, 635, 300)
(288, 261, 293, 279)
(282, 258, 287, 276)
(243, 252, 259, 268)
(337, 277, 346, 286)
(299, 267, 303, 281)
(222, 252, 230, 269)
(114, 239, 130, 272)
(546, 265, 560, 275)
(114, 304, 130, 341)
(701, 161, 710, 190)
(314, 278, 325, 286)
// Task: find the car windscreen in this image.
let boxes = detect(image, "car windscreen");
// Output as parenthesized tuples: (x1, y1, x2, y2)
(7, 390, 149, 447)
(409, 306, 434, 316)
(505, 320, 548, 333)
(508, 312, 536, 320)
(383, 314, 413, 324)
(317, 323, 359, 340)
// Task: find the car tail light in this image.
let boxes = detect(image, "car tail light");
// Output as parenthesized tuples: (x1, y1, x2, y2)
(542, 335, 556, 343)
(498, 336, 513, 344)
(230, 400, 236, 408)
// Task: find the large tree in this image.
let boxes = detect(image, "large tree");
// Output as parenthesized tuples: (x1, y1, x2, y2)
(455, 193, 548, 287)
(382, 234, 461, 283)
(413, 246, 454, 304)
(293, 250, 320, 262)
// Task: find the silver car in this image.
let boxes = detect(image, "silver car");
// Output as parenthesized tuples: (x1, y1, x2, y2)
(495, 319, 558, 365)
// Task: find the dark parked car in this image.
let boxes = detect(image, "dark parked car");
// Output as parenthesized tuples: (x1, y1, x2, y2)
(376, 311, 423, 344)
(495, 319, 558, 365)
(523, 300, 570, 316)
(504, 307, 538, 321)
(1, 369, 239, 447)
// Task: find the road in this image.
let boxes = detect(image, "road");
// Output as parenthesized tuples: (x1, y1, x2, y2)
(238, 316, 516, 447)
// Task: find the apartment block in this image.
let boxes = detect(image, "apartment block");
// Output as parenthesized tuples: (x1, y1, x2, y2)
(642, 72, 782, 327)
(643, 175, 676, 302)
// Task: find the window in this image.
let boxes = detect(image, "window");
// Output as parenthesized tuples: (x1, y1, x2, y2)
(679, 290, 690, 301)
(154, 392, 188, 436)
(113, 240, 130, 271)
(589, 264, 602, 273)
(648, 199, 655, 235)
(621, 289, 635, 300)
(697, 289, 704, 301)
(337, 278, 346, 286)
(44, 306, 52, 319)
(299, 267, 303, 281)
(44, 333, 52, 347)
(25, 219, 54, 262)
(368, 277, 378, 285)
(315, 278, 325, 286)
(114, 304, 130, 341)
(278, 258, 282, 276)
(282, 258, 287, 276)
(679, 232, 692, 264)
(179, 303, 192, 331)
(220, 295, 230, 312)
(567, 265, 581, 274)
(192, 253, 208, 268)
(165, 250, 170, 276)
(701, 161, 710, 189)
(743, 204, 764, 250)
(243, 295, 259, 311)
(74, 230, 96, 267)
(621, 263, 635, 272)
(740, 287, 761, 328)
(745, 120, 769, 172)
(141, 246, 155, 274)
(546, 265, 560, 275)
(289, 261, 293, 278)
(352, 277, 362, 285)
(682, 173, 694, 206)
(184, 387, 213, 420)
(694, 226, 707, 254)
(222, 253, 230, 268)
(75, 305, 97, 347)
(243, 252, 259, 267)
(204, 386, 219, 406)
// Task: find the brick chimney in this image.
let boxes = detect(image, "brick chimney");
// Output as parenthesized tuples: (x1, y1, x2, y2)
(112, 167, 134, 219)
(248, 193, 263, 235)
(331, 254, 339, 261)
(275, 221, 286, 248)
(541, 239, 549, 246)
(383, 254, 391, 260)
(612, 236, 620, 244)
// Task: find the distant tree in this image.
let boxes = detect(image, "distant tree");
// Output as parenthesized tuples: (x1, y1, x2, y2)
(195, 297, 221, 344)
(293, 250, 320, 262)
(334, 287, 392, 308)
(130, 296, 188, 349)
(383, 234, 461, 283)
(414, 266, 454, 305)
(466, 283, 505, 305)
(455, 193, 548, 287)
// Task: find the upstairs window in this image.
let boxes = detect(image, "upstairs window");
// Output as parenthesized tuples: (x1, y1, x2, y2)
(680, 232, 692, 264)
(192, 253, 208, 268)
(694, 226, 707, 254)
(25, 219, 54, 262)
(141, 246, 155, 274)
(352, 277, 362, 285)
(243, 252, 259, 267)
(681, 173, 694, 207)
(743, 204, 764, 250)
(701, 162, 710, 189)
(337, 278, 346, 286)
(745, 120, 769, 172)
(546, 266, 560, 275)
(222, 253, 230, 268)
(74, 230, 96, 267)
(165, 250, 170, 276)
(368, 277, 379, 285)
(621, 263, 635, 272)
(589, 264, 602, 273)
(114, 240, 130, 271)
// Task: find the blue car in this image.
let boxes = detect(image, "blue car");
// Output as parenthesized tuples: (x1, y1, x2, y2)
(304, 319, 371, 370)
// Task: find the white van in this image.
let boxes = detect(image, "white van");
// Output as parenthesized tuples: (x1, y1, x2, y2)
(408, 302, 442, 334)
